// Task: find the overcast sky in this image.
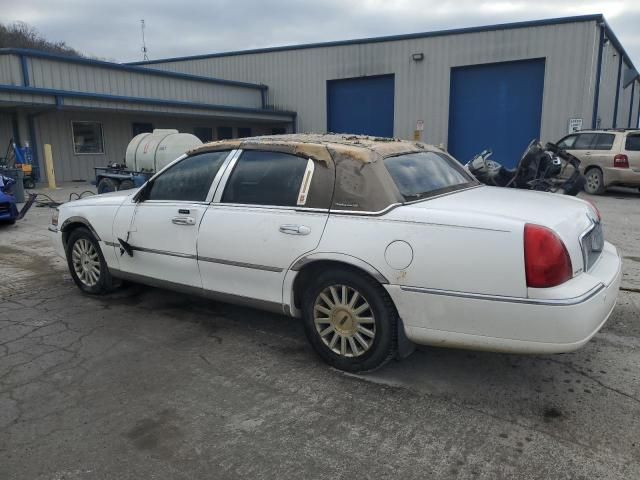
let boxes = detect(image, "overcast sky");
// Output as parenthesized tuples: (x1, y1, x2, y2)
(2, 0, 640, 65)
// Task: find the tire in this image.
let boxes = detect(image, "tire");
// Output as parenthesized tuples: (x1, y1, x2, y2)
(97, 177, 119, 194)
(65, 227, 115, 295)
(301, 268, 397, 373)
(118, 179, 135, 191)
(584, 168, 605, 195)
(23, 178, 36, 189)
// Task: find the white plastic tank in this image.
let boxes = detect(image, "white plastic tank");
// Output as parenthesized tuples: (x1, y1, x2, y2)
(125, 129, 203, 172)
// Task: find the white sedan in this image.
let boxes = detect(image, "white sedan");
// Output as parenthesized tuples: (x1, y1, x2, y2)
(50, 134, 622, 372)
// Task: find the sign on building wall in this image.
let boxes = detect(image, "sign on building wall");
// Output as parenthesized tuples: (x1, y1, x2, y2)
(568, 118, 583, 133)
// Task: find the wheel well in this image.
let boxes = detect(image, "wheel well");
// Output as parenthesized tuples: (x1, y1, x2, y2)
(584, 165, 602, 175)
(61, 222, 91, 248)
(292, 260, 385, 310)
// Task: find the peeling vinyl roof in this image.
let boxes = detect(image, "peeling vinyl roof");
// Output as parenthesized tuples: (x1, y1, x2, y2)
(189, 133, 443, 163)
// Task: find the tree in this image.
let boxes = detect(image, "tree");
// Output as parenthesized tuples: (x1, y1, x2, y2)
(0, 21, 83, 57)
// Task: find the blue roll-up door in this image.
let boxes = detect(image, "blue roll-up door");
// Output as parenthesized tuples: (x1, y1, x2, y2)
(327, 75, 394, 137)
(448, 59, 545, 168)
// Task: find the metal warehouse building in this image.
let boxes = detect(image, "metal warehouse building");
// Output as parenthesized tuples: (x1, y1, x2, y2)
(1, 13, 639, 182)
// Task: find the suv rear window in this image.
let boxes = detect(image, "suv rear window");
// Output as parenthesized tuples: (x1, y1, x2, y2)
(625, 134, 640, 151)
(384, 152, 475, 201)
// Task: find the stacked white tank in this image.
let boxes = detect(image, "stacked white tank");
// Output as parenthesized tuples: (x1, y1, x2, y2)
(125, 129, 203, 172)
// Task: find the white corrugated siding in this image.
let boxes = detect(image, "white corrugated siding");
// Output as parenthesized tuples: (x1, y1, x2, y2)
(24, 57, 262, 108)
(143, 20, 600, 145)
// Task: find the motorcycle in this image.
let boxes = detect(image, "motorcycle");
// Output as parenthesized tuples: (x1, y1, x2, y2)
(465, 140, 585, 196)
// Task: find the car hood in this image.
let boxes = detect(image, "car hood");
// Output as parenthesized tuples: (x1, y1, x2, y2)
(65, 190, 134, 207)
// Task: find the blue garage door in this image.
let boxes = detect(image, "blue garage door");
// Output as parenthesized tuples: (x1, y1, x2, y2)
(327, 75, 394, 137)
(448, 59, 545, 168)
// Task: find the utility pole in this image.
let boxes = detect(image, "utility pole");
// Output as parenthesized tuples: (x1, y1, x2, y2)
(140, 19, 149, 61)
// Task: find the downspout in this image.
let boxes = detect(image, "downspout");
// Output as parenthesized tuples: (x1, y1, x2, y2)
(612, 54, 623, 128)
(592, 23, 605, 129)
(19, 54, 30, 86)
(628, 81, 636, 128)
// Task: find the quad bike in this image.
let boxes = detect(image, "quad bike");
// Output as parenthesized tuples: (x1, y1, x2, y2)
(465, 140, 585, 196)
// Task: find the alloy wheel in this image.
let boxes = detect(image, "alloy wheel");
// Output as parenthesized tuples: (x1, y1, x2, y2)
(313, 285, 376, 357)
(71, 238, 101, 287)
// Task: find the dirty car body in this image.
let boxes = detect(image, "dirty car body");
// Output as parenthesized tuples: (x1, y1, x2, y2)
(49, 134, 622, 372)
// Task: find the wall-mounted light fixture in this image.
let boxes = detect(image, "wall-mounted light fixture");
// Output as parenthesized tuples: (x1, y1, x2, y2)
(412, 53, 424, 62)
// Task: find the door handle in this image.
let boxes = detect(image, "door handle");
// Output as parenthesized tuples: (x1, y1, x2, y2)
(172, 216, 196, 226)
(585, 152, 592, 156)
(279, 224, 311, 235)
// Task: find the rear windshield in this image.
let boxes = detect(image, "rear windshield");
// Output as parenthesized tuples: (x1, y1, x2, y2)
(384, 151, 476, 201)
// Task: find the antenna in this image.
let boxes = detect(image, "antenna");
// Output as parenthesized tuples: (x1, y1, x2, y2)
(140, 19, 149, 61)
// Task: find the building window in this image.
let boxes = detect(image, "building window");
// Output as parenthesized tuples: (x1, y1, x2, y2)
(237, 127, 252, 138)
(217, 126, 233, 140)
(194, 127, 213, 143)
(72, 121, 104, 154)
(132, 122, 153, 136)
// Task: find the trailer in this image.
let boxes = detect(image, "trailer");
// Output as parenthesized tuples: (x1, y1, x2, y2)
(93, 129, 202, 193)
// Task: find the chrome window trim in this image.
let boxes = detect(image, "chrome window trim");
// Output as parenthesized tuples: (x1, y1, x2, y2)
(206, 202, 329, 214)
(399, 283, 604, 306)
(205, 149, 238, 203)
(212, 149, 243, 203)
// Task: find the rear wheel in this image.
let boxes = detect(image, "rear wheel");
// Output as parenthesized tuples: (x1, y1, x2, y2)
(66, 228, 115, 294)
(118, 179, 135, 190)
(97, 177, 119, 194)
(584, 168, 605, 195)
(302, 268, 397, 372)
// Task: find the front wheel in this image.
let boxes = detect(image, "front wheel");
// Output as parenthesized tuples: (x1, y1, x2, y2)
(302, 269, 397, 373)
(66, 227, 115, 294)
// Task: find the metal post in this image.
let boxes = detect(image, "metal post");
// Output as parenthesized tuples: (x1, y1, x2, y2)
(592, 24, 605, 129)
(43, 144, 57, 189)
(612, 54, 623, 128)
(629, 81, 636, 128)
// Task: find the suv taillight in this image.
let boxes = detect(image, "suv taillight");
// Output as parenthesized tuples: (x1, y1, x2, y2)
(614, 154, 629, 168)
(524, 224, 572, 288)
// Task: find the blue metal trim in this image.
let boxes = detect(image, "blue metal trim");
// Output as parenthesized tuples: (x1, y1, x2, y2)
(0, 48, 266, 91)
(27, 115, 40, 181)
(613, 53, 623, 128)
(19, 54, 29, 86)
(628, 81, 635, 128)
(127, 14, 611, 64)
(0, 84, 296, 118)
(55, 95, 63, 109)
(260, 87, 266, 108)
(592, 24, 605, 129)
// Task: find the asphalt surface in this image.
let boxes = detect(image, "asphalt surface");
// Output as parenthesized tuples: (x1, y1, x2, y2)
(1, 184, 639, 479)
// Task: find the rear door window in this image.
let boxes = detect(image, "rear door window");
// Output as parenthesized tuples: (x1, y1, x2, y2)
(222, 150, 309, 207)
(625, 134, 640, 151)
(592, 133, 615, 150)
(573, 133, 597, 150)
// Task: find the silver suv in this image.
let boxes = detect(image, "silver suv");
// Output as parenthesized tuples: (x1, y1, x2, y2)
(556, 129, 640, 195)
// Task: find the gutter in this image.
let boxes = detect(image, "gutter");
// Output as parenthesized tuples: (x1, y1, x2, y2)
(0, 84, 297, 119)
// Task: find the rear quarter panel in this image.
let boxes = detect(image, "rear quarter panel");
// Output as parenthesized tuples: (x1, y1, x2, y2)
(316, 206, 527, 297)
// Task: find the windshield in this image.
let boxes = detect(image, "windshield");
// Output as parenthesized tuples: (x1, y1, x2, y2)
(384, 151, 476, 201)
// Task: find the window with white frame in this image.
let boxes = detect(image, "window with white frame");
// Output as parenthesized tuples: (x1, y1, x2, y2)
(72, 121, 104, 154)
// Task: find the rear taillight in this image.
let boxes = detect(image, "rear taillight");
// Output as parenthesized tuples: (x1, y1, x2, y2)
(614, 154, 629, 168)
(524, 224, 572, 288)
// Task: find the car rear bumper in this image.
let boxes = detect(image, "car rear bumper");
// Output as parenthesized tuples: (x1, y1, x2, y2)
(384, 242, 622, 354)
(603, 167, 640, 187)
